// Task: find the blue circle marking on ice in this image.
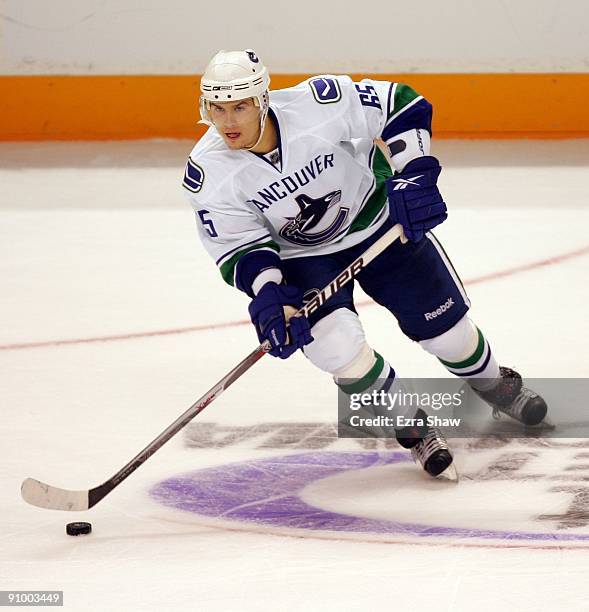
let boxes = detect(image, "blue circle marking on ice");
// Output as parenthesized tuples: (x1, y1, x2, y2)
(150, 451, 589, 542)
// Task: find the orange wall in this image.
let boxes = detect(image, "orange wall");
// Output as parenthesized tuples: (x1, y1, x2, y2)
(1, 74, 588, 141)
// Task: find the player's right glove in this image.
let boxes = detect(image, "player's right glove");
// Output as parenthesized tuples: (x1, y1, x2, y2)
(248, 282, 314, 359)
(386, 156, 447, 242)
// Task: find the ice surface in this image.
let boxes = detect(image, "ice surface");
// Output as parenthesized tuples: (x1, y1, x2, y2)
(1, 140, 589, 611)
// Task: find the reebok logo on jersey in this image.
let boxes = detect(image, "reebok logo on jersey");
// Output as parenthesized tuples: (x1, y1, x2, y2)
(391, 175, 424, 190)
(424, 297, 454, 320)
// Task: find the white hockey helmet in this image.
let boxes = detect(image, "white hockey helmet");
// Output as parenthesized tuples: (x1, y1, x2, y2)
(199, 49, 271, 140)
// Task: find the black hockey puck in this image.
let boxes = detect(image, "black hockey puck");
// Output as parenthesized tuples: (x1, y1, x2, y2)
(66, 521, 92, 536)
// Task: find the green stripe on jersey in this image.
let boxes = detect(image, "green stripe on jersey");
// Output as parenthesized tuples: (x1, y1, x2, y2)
(389, 83, 421, 119)
(438, 328, 485, 369)
(347, 147, 392, 234)
(219, 240, 280, 286)
(338, 352, 385, 394)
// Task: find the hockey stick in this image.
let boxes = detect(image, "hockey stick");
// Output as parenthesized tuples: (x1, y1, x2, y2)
(21, 223, 404, 511)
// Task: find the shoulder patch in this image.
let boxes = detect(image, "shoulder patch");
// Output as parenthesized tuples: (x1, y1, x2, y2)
(183, 158, 205, 193)
(309, 77, 342, 104)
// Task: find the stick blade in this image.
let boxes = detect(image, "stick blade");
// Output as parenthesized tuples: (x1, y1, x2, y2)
(21, 478, 89, 511)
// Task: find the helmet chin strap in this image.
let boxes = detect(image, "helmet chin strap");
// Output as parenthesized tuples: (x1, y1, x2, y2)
(245, 107, 269, 151)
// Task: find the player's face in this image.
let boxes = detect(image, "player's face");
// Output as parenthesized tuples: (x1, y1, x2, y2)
(209, 99, 261, 149)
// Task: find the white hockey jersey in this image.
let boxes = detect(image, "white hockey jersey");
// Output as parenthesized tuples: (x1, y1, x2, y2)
(182, 75, 430, 287)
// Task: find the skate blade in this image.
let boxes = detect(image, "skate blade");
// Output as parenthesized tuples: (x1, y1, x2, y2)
(436, 462, 459, 482)
(526, 416, 556, 431)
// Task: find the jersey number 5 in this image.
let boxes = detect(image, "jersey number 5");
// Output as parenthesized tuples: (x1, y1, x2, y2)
(197, 210, 218, 238)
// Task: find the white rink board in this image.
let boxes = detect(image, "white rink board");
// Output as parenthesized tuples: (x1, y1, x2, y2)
(1, 1, 588, 74)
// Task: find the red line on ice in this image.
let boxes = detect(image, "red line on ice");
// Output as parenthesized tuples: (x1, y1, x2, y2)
(2, 244, 589, 351)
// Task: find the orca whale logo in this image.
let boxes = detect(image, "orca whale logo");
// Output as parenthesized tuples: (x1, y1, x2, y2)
(246, 50, 260, 63)
(279, 190, 349, 246)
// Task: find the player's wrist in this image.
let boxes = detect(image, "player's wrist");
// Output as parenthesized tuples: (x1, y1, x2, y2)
(252, 268, 284, 295)
(385, 128, 432, 172)
(235, 248, 284, 298)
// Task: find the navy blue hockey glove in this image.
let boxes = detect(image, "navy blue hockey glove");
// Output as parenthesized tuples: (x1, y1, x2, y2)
(386, 156, 447, 242)
(248, 283, 314, 359)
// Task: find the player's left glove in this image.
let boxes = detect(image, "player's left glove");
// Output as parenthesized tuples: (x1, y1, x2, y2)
(248, 282, 314, 359)
(386, 156, 447, 242)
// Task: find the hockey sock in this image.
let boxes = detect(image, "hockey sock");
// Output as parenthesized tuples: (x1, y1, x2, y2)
(336, 351, 398, 438)
(336, 351, 395, 396)
(437, 326, 500, 391)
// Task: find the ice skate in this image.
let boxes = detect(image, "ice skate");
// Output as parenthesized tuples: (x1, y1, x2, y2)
(395, 409, 458, 481)
(475, 367, 550, 427)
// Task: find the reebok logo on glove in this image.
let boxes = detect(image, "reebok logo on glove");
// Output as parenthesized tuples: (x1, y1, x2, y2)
(390, 175, 424, 190)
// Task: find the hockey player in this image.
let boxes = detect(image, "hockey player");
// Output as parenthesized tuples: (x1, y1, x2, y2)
(183, 49, 548, 479)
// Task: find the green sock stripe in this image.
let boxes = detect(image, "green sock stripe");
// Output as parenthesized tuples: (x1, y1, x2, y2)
(338, 352, 385, 395)
(438, 327, 485, 370)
